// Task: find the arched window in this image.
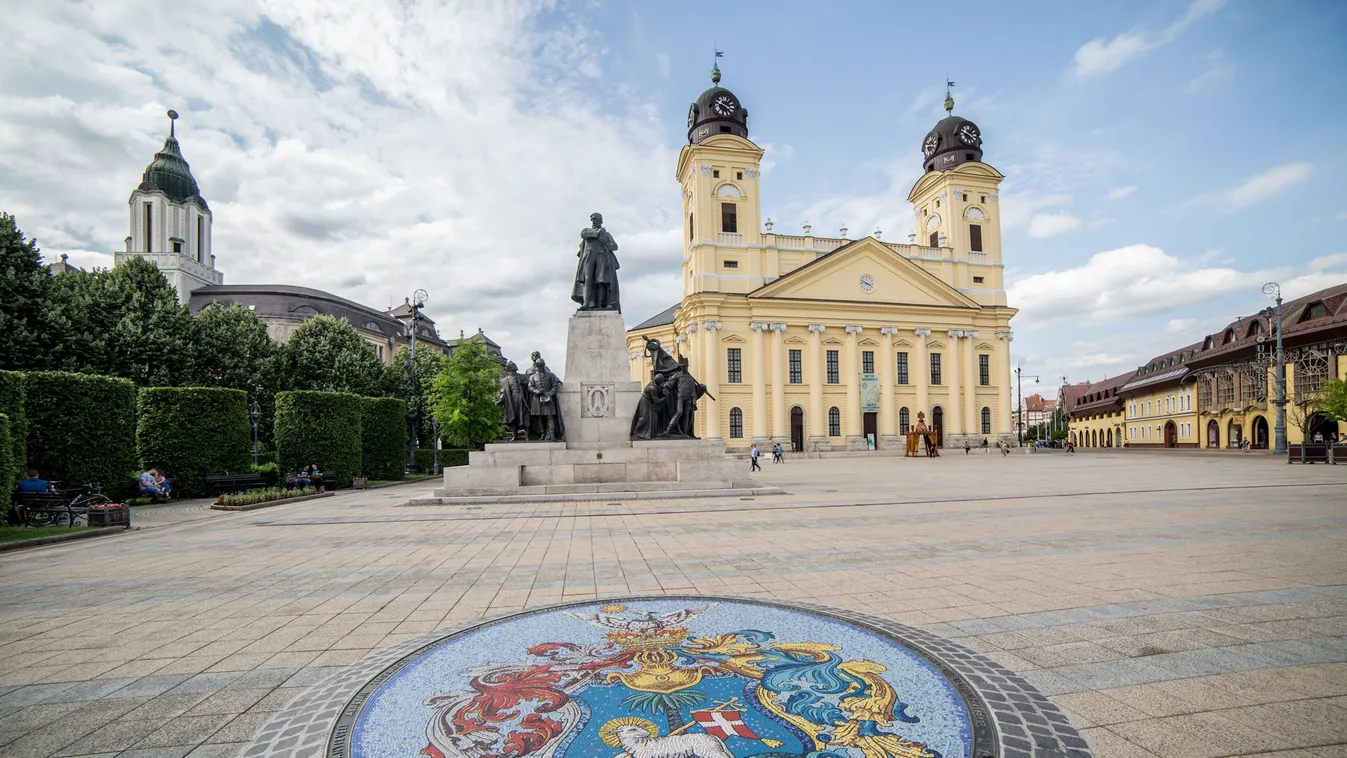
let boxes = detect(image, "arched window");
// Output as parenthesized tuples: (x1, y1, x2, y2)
(899, 407, 910, 434)
(828, 407, 840, 437)
(981, 407, 991, 435)
(729, 407, 743, 439)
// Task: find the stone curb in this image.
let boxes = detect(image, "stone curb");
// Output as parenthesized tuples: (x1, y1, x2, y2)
(211, 491, 336, 511)
(405, 485, 786, 506)
(0, 525, 129, 553)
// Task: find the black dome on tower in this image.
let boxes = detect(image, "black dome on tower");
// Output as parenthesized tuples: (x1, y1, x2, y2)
(139, 110, 209, 210)
(687, 64, 748, 144)
(920, 94, 983, 173)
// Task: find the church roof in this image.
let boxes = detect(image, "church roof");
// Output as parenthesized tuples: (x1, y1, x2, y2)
(139, 111, 208, 210)
(189, 283, 448, 347)
(629, 302, 680, 331)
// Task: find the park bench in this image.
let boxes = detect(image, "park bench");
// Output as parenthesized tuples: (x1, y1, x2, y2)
(283, 472, 338, 490)
(14, 491, 79, 526)
(13, 484, 124, 527)
(205, 473, 265, 495)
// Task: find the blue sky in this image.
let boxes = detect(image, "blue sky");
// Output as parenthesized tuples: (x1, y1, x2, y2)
(2, 0, 1344, 389)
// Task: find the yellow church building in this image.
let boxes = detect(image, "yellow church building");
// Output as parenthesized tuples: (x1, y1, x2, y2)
(627, 69, 1017, 452)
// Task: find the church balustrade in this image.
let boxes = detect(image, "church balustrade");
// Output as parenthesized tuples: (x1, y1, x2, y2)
(969, 251, 989, 263)
(716, 232, 744, 246)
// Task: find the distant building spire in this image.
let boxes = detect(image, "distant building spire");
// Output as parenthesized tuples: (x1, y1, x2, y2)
(711, 48, 723, 84)
(944, 79, 955, 115)
(167, 109, 178, 137)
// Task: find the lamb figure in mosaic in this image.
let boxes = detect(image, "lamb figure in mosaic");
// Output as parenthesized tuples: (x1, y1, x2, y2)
(610, 722, 733, 758)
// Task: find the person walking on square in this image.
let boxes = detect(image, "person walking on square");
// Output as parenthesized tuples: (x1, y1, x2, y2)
(750, 444, 761, 471)
(773, 443, 783, 463)
(964, 440, 971, 455)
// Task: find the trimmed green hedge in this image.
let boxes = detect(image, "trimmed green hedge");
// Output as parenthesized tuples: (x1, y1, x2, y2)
(25, 371, 137, 491)
(0, 414, 12, 505)
(137, 387, 251, 497)
(412, 447, 468, 473)
(0, 371, 24, 481)
(360, 397, 406, 481)
(275, 390, 362, 488)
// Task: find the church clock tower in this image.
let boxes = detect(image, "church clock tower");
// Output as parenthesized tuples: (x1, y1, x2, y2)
(907, 92, 1007, 307)
(114, 110, 222, 303)
(676, 64, 765, 297)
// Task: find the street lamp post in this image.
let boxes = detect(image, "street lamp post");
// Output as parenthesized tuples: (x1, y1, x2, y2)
(1015, 359, 1041, 446)
(1262, 282, 1287, 454)
(248, 401, 261, 468)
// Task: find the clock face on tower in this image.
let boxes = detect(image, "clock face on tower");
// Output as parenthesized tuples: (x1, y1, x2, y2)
(713, 94, 737, 117)
(922, 133, 939, 158)
(687, 104, 699, 127)
(859, 274, 875, 293)
(957, 122, 980, 145)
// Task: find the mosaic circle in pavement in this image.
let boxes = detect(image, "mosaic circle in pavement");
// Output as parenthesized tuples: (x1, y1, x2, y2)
(244, 597, 1093, 758)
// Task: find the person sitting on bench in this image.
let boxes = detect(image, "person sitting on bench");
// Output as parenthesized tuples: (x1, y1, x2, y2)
(16, 470, 54, 493)
(293, 466, 313, 488)
(138, 468, 171, 500)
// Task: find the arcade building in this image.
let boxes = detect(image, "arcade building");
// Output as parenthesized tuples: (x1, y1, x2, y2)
(628, 68, 1017, 452)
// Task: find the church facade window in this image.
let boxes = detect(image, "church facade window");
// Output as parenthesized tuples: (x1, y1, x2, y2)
(896, 352, 909, 384)
(979, 355, 990, 385)
(969, 224, 983, 252)
(721, 202, 737, 233)
(930, 353, 942, 385)
(727, 348, 742, 383)
(899, 407, 910, 434)
(981, 407, 992, 434)
(828, 407, 840, 436)
(789, 350, 802, 384)
(729, 408, 743, 438)
(826, 350, 839, 383)
(862, 351, 874, 374)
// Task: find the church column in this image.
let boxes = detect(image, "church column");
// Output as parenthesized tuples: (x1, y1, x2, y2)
(879, 327, 898, 443)
(807, 324, 827, 448)
(844, 325, 863, 447)
(963, 330, 979, 438)
(702, 320, 723, 440)
(684, 323, 700, 435)
(946, 330, 963, 438)
(749, 322, 769, 443)
(914, 329, 931, 426)
(996, 330, 1013, 438)
(769, 323, 787, 441)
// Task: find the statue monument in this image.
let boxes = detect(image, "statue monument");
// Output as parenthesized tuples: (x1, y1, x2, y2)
(571, 212, 620, 312)
(437, 214, 762, 499)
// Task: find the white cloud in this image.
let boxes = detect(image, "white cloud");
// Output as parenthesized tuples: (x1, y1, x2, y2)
(1337, 211, 1347, 221)
(1166, 318, 1197, 334)
(1225, 163, 1313, 209)
(1107, 185, 1137, 199)
(1008, 243, 1347, 330)
(999, 190, 1071, 231)
(1028, 212, 1081, 238)
(1072, 0, 1226, 77)
(0, 0, 686, 370)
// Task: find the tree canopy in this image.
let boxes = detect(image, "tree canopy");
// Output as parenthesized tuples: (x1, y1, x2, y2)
(0, 214, 51, 371)
(1320, 378, 1347, 424)
(283, 314, 387, 397)
(431, 338, 503, 450)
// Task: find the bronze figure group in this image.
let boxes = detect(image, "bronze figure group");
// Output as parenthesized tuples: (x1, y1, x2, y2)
(630, 336, 708, 440)
(497, 353, 565, 442)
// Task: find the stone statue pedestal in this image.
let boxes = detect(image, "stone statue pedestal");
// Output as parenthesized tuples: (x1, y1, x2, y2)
(437, 311, 769, 500)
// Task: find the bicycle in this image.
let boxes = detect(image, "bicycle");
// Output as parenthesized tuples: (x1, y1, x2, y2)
(61, 483, 113, 527)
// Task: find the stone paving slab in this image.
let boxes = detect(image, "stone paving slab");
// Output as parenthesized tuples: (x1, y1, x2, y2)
(0, 453, 1343, 756)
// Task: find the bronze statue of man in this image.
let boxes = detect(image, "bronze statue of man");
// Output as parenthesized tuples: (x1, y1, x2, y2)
(497, 360, 529, 441)
(572, 212, 621, 311)
(524, 351, 564, 442)
(663, 360, 708, 439)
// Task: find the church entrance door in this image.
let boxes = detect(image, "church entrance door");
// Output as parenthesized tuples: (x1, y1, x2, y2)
(932, 407, 944, 448)
(863, 413, 877, 449)
(790, 407, 804, 452)
(1164, 421, 1178, 448)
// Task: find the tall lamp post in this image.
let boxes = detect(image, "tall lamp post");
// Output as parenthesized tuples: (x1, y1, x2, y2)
(248, 401, 261, 468)
(1262, 282, 1287, 454)
(1015, 359, 1041, 446)
(406, 289, 429, 471)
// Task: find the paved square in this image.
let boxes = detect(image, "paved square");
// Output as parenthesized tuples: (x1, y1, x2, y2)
(0, 451, 1344, 757)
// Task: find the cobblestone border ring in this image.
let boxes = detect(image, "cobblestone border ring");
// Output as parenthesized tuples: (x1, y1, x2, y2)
(243, 596, 1091, 758)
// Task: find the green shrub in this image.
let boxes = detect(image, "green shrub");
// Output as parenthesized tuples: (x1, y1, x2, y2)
(25, 371, 136, 491)
(360, 397, 407, 481)
(137, 387, 250, 497)
(0, 370, 25, 480)
(412, 447, 468, 473)
(251, 461, 280, 488)
(275, 390, 362, 487)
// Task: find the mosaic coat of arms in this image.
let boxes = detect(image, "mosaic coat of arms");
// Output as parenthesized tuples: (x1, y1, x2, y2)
(350, 600, 977, 758)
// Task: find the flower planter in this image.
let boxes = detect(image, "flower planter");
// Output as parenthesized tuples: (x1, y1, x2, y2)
(88, 504, 129, 527)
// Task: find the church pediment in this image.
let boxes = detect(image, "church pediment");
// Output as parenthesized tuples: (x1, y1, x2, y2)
(783, 336, 807, 345)
(749, 237, 981, 310)
(722, 333, 746, 343)
(976, 342, 994, 350)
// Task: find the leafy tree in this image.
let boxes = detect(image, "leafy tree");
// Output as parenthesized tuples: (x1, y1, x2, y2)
(187, 304, 284, 444)
(430, 337, 503, 450)
(385, 345, 447, 446)
(0, 213, 51, 370)
(283, 314, 386, 396)
(46, 257, 193, 386)
(1321, 378, 1347, 424)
